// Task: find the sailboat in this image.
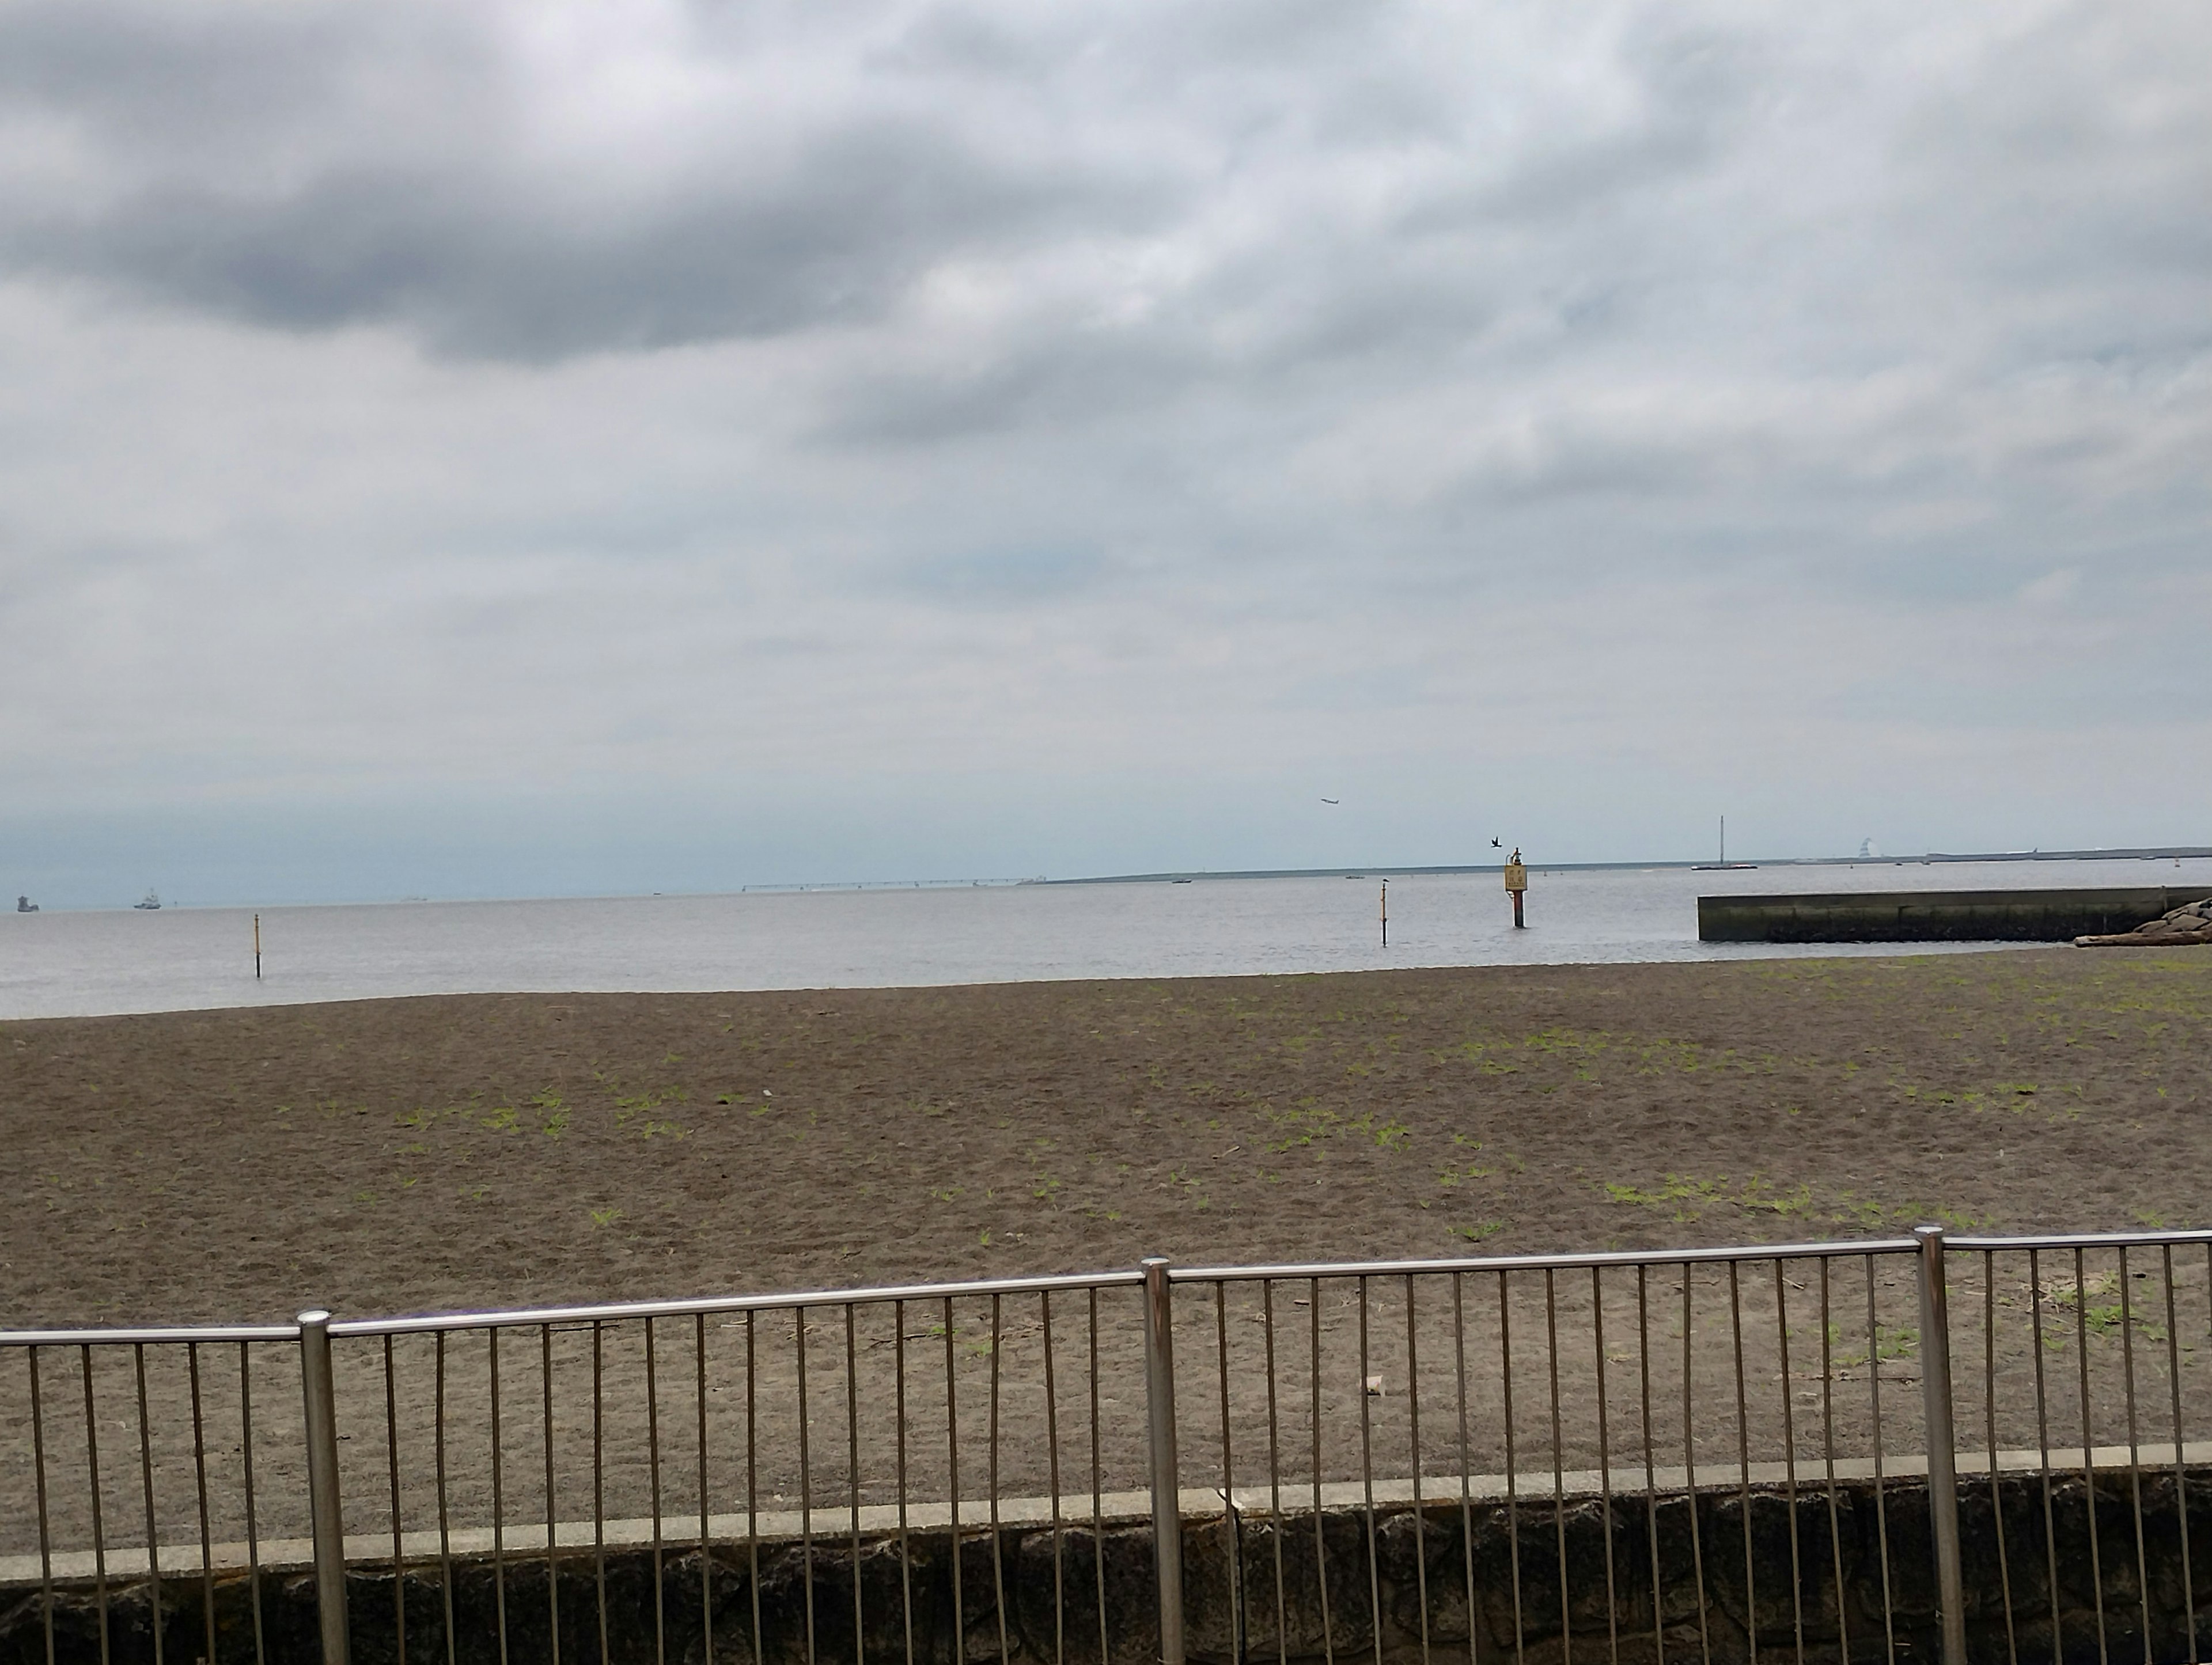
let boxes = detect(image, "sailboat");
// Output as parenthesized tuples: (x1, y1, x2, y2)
(1691, 816, 1757, 872)
(133, 890, 161, 910)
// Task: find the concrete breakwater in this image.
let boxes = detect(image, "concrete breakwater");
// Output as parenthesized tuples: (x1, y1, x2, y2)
(1697, 887, 2206, 945)
(9, 1465, 2212, 1665)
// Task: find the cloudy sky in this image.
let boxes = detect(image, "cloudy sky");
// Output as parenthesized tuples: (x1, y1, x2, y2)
(2, 0, 2207, 905)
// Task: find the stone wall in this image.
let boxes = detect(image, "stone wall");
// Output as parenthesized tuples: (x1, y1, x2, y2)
(7, 1468, 2210, 1665)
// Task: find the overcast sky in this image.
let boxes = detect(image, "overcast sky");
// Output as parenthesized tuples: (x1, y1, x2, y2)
(2, 0, 2207, 905)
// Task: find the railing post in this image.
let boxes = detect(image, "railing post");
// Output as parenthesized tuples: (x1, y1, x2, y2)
(299, 1310, 351, 1665)
(1914, 1227, 1967, 1665)
(1141, 1257, 1186, 1665)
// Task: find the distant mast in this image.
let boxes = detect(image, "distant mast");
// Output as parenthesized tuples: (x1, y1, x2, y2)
(1719, 816, 1725, 865)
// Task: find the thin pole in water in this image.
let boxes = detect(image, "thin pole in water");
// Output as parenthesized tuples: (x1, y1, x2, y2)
(253, 914, 261, 980)
(1380, 880, 1388, 947)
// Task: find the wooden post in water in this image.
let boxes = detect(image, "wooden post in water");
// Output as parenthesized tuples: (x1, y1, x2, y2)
(1504, 849, 1528, 928)
(253, 913, 262, 980)
(1380, 879, 1388, 947)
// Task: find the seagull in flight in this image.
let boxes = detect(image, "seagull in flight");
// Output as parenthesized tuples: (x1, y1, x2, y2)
(1491, 837, 1502, 847)
(1320, 797, 1340, 805)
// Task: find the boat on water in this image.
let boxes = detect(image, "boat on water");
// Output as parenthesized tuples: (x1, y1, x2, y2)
(14, 896, 35, 913)
(1690, 816, 1758, 872)
(133, 890, 161, 910)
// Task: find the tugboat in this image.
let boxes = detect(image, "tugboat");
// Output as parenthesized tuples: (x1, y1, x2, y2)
(14, 896, 35, 913)
(134, 890, 161, 910)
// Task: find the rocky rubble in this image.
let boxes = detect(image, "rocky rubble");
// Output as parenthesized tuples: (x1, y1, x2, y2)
(2075, 894, 2212, 946)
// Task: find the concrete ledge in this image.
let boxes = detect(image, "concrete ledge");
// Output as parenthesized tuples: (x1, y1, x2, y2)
(1697, 887, 2200, 944)
(9, 1442, 2206, 1588)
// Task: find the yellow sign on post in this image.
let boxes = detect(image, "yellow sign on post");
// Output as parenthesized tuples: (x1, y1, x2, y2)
(1503, 848, 1528, 929)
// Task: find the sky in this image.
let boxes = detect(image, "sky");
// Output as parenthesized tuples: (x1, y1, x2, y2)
(2, 0, 2208, 907)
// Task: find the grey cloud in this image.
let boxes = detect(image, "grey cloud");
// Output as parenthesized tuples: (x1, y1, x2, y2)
(0, 5, 1174, 361)
(9, 126, 1156, 361)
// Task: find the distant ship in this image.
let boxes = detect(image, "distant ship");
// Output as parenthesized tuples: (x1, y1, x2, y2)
(134, 890, 161, 910)
(14, 896, 35, 913)
(1690, 815, 1758, 872)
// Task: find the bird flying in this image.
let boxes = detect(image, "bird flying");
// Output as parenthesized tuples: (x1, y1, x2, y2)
(1321, 798, 1340, 805)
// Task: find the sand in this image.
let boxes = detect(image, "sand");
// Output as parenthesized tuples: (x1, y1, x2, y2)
(2, 947, 2207, 1562)
(4, 947, 2207, 1326)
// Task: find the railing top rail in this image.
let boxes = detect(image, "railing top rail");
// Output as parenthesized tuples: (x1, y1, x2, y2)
(1950, 1227, 2212, 1253)
(1169, 1237, 1922, 1283)
(0, 1323, 300, 1347)
(326, 1266, 1143, 1337)
(24, 1230, 2212, 1344)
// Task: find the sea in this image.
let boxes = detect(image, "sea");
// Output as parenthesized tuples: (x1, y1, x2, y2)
(5, 856, 2209, 1022)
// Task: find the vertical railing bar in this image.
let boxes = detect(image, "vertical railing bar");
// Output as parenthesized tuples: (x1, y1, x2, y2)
(2164, 1246, 2195, 1665)
(649, 1316, 668, 1665)
(132, 1342, 165, 1665)
(300, 1313, 350, 1665)
(1266, 1280, 1291, 1665)
(1637, 1268, 1663, 1665)
(435, 1330, 457, 1665)
(542, 1324, 561, 1665)
(747, 1310, 763, 1665)
(1543, 1268, 1570, 1665)
(188, 1342, 215, 1665)
(1453, 1274, 1479, 1665)
(1771, 1261, 1803, 1665)
(81, 1344, 110, 1665)
(1818, 1261, 1847, 1665)
(1408, 1274, 1432, 1665)
(1864, 1257, 1895, 1665)
(1982, 1253, 2015, 1665)
(1311, 1277, 1335, 1665)
(1683, 1267, 1710, 1665)
(1358, 1276, 1383, 1665)
(28, 1348, 56, 1665)
(2029, 1249, 2061, 1665)
(2074, 1246, 2106, 1665)
(1142, 1260, 1185, 1665)
(490, 1328, 510, 1665)
(1215, 1283, 1243, 1665)
(1042, 1290, 1065, 1665)
(989, 1294, 1010, 1665)
(696, 1313, 713, 1665)
(593, 1322, 610, 1665)
(239, 1342, 266, 1665)
(1501, 1269, 1524, 1665)
(597, 1326, 615, 1665)
(846, 1304, 863, 1665)
(796, 1306, 816, 1665)
(385, 1334, 406, 1665)
(895, 1299, 915, 1665)
(1088, 1289, 1107, 1665)
(945, 1295, 964, 1665)
(1591, 1267, 1616, 1665)
(1725, 1264, 1752, 1665)
(2119, 1247, 2150, 1665)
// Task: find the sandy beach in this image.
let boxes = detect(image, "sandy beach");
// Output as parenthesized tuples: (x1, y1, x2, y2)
(5, 947, 2206, 1328)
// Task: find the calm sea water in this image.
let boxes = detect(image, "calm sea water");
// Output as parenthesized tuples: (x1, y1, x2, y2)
(5, 857, 2208, 1021)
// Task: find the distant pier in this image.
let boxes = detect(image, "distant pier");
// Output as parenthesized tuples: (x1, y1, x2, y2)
(1698, 886, 2206, 944)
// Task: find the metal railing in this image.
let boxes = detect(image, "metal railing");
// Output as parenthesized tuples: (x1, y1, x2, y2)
(6, 1227, 2212, 1665)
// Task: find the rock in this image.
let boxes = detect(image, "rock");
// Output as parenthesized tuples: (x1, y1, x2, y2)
(2074, 896, 2212, 947)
